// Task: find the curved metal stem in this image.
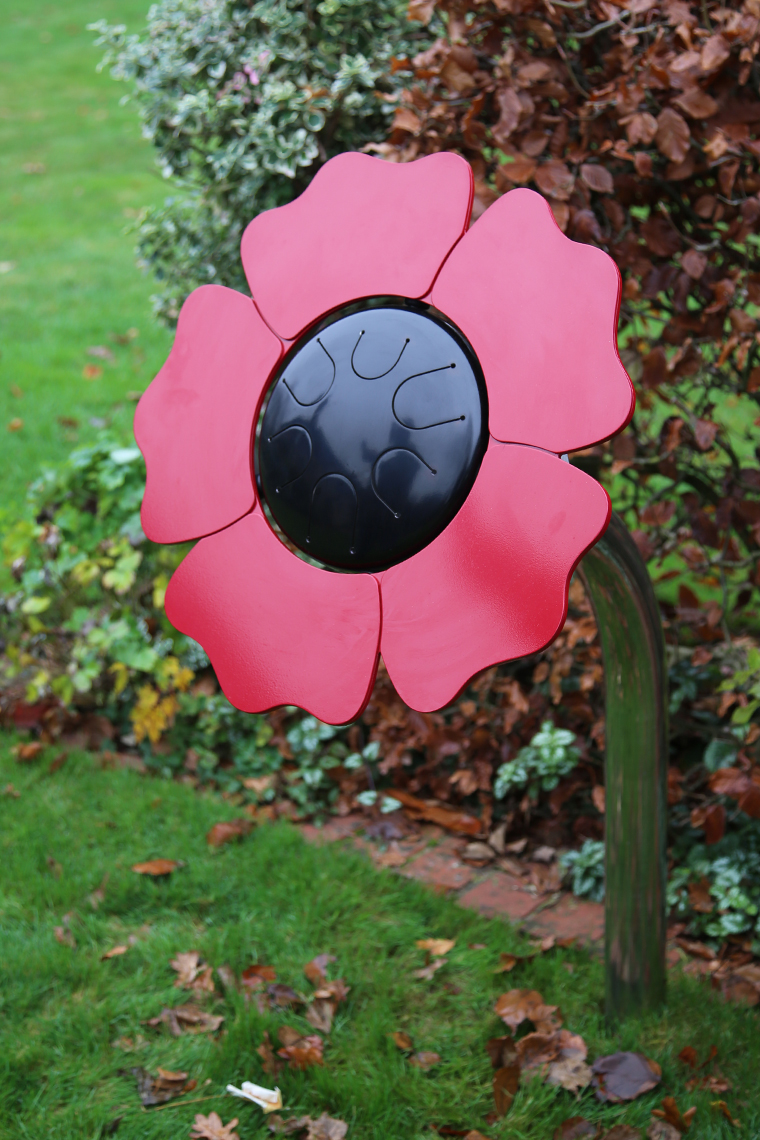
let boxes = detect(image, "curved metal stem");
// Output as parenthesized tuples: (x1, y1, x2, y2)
(578, 511, 668, 1023)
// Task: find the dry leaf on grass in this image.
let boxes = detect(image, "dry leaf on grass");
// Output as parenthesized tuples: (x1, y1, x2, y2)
(216, 964, 238, 993)
(253, 983, 301, 1014)
(206, 818, 253, 847)
(1, 782, 21, 797)
(592, 1052, 661, 1103)
(494, 989, 561, 1033)
(190, 1112, 240, 1139)
(144, 1004, 224, 1037)
(647, 1121, 679, 1140)
(546, 1054, 593, 1094)
(112, 1034, 148, 1052)
(485, 1035, 520, 1117)
(12, 741, 44, 763)
(132, 859, 180, 876)
(277, 1026, 324, 1069)
(268, 1113, 348, 1139)
(304, 954, 336, 985)
(241, 963, 277, 991)
(88, 873, 109, 909)
(414, 958, 447, 981)
(303, 959, 349, 1033)
(257, 1031, 285, 1077)
(651, 1096, 696, 1132)
(711, 1101, 741, 1128)
(227, 1080, 282, 1113)
(391, 1031, 414, 1051)
(171, 951, 217, 996)
(130, 1065, 196, 1106)
(102, 944, 129, 960)
(409, 1051, 441, 1070)
(554, 1119, 600, 1139)
(416, 938, 456, 957)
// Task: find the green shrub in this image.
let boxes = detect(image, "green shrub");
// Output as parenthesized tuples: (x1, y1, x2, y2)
(559, 839, 606, 905)
(494, 722, 580, 801)
(91, 0, 425, 322)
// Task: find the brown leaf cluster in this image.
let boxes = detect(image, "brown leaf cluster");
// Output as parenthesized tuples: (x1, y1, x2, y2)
(130, 1065, 196, 1106)
(268, 1113, 348, 1139)
(144, 1004, 224, 1037)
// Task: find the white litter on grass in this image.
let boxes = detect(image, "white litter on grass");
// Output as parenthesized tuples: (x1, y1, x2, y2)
(226, 1081, 283, 1113)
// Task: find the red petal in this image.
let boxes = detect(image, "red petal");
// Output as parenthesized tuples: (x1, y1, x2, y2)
(135, 286, 283, 543)
(432, 188, 634, 454)
(241, 152, 473, 341)
(379, 441, 610, 712)
(165, 509, 380, 724)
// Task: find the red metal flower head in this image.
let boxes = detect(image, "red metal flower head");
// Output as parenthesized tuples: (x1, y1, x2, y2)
(135, 153, 634, 724)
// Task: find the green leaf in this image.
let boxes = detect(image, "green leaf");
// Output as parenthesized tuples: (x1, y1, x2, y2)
(20, 596, 51, 614)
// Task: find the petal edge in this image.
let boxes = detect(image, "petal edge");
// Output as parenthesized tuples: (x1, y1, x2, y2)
(135, 285, 283, 544)
(165, 509, 381, 725)
(432, 188, 635, 454)
(379, 441, 610, 712)
(242, 152, 474, 341)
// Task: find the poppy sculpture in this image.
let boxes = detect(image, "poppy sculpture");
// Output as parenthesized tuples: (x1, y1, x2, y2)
(135, 152, 634, 726)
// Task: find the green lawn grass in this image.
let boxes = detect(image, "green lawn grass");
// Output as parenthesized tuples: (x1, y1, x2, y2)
(2, 740, 760, 1140)
(0, 0, 172, 512)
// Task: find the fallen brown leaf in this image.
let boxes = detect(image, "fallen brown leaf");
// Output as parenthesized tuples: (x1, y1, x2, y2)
(391, 1031, 414, 1051)
(13, 741, 43, 762)
(112, 1034, 148, 1052)
(493, 1064, 520, 1117)
(592, 1052, 661, 1103)
(88, 873, 109, 910)
(54, 925, 76, 948)
(554, 1119, 599, 1140)
(494, 989, 561, 1033)
(686, 1073, 730, 1093)
(134, 1065, 197, 1107)
(257, 1030, 285, 1077)
(304, 954, 336, 985)
(547, 1055, 593, 1094)
(305, 997, 336, 1033)
(190, 1111, 240, 1139)
(267, 983, 301, 1008)
(241, 963, 277, 990)
(712, 972, 760, 1006)
(416, 938, 455, 957)
(2, 783, 21, 797)
(206, 818, 253, 847)
(388, 789, 482, 835)
(144, 1004, 224, 1037)
(651, 1096, 696, 1133)
(277, 1027, 324, 1069)
(132, 859, 180, 876)
(677, 1046, 698, 1068)
(494, 953, 521, 973)
(410, 1051, 441, 1070)
(268, 1114, 347, 1139)
(647, 1121, 679, 1140)
(216, 964, 238, 992)
(171, 951, 203, 986)
(711, 1101, 741, 1128)
(171, 951, 217, 996)
(414, 958, 447, 980)
(101, 945, 128, 960)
